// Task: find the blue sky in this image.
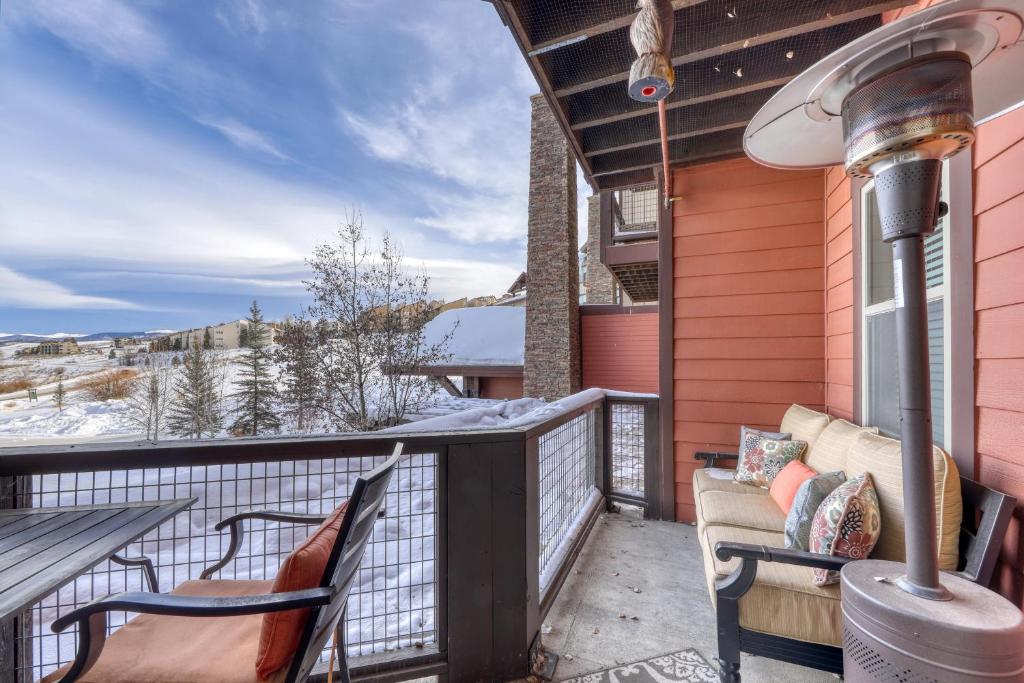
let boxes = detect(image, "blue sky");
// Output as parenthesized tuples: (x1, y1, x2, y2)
(0, 0, 588, 334)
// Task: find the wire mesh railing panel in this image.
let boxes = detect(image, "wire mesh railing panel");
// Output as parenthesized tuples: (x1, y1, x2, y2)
(14, 453, 437, 681)
(609, 401, 645, 497)
(537, 410, 597, 590)
(612, 184, 658, 237)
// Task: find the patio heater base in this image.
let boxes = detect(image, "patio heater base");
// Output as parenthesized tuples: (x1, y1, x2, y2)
(841, 560, 1024, 682)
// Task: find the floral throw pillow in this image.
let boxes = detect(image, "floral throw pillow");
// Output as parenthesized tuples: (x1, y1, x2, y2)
(808, 474, 881, 586)
(733, 433, 807, 487)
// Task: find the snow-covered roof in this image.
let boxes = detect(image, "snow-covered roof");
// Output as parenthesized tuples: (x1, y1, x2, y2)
(422, 307, 525, 368)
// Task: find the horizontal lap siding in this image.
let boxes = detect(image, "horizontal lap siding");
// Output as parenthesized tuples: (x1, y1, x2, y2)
(672, 157, 826, 522)
(825, 166, 855, 421)
(581, 311, 658, 393)
(974, 105, 1024, 606)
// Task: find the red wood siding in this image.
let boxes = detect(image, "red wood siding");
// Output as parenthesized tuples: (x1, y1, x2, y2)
(478, 376, 523, 400)
(974, 104, 1024, 606)
(824, 166, 855, 421)
(581, 310, 658, 393)
(672, 157, 827, 522)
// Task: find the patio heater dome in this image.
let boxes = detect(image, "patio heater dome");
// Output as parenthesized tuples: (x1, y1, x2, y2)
(744, 1, 1024, 681)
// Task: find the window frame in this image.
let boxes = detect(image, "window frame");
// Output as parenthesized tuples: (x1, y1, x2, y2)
(859, 161, 953, 447)
(851, 152, 975, 476)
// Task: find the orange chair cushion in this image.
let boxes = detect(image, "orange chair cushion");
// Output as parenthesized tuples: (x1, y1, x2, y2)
(41, 580, 275, 683)
(769, 460, 817, 514)
(256, 500, 349, 680)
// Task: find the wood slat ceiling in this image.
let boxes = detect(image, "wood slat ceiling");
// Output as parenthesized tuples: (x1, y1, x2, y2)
(493, 0, 914, 189)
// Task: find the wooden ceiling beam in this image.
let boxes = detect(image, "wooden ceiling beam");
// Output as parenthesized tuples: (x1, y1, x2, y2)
(572, 77, 788, 131)
(526, 0, 708, 55)
(553, 0, 911, 97)
(584, 120, 748, 157)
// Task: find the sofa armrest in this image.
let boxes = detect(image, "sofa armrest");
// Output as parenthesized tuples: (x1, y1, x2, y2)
(694, 451, 738, 468)
(714, 541, 851, 572)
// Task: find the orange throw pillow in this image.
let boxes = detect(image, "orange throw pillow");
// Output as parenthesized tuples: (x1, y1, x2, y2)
(769, 460, 816, 514)
(256, 500, 349, 680)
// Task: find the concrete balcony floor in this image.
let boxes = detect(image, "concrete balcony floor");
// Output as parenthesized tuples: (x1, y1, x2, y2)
(541, 506, 833, 683)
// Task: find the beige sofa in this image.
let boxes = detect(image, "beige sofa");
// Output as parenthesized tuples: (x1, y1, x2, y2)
(694, 405, 966, 679)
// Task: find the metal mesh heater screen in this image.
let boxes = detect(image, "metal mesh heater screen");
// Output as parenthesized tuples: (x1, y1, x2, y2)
(842, 53, 974, 177)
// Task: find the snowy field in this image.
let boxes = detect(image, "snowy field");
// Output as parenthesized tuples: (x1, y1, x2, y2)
(0, 343, 639, 678)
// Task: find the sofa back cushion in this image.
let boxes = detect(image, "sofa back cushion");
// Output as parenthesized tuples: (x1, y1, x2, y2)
(845, 432, 962, 570)
(805, 419, 879, 473)
(779, 405, 831, 448)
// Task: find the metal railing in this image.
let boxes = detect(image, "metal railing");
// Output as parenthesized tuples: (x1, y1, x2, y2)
(611, 183, 659, 242)
(0, 389, 659, 682)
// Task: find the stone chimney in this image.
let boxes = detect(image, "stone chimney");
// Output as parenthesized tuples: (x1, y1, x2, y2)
(585, 194, 616, 304)
(524, 94, 581, 400)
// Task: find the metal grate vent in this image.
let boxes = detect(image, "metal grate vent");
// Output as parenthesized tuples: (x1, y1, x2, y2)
(843, 628, 940, 683)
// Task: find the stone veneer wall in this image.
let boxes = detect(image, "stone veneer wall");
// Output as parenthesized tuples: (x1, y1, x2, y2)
(585, 194, 616, 304)
(524, 94, 581, 400)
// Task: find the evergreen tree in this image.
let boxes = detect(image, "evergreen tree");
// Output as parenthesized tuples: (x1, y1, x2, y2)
(230, 300, 280, 435)
(53, 379, 66, 413)
(203, 327, 213, 350)
(275, 317, 319, 432)
(108, 348, 116, 360)
(167, 347, 221, 438)
(172, 337, 182, 351)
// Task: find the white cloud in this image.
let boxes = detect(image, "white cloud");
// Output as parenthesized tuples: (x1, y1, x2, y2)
(338, 1, 535, 245)
(195, 117, 291, 161)
(6, 0, 167, 69)
(0, 267, 139, 310)
(215, 0, 270, 36)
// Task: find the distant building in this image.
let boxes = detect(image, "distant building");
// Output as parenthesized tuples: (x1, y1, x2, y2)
(149, 320, 277, 352)
(33, 338, 79, 355)
(495, 272, 527, 307)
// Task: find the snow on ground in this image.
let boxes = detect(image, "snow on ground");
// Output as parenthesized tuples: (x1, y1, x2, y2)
(421, 306, 524, 366)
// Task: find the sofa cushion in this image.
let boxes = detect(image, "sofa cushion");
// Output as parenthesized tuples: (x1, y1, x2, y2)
(698, 490, 787, 533)
(804, 418, 879, 473)
(769, 460, 817, 513)
(735, 436, 807, 487)
(41, 580, 281, 683)
(809, 474, 881, 585)
(784, 470, 846, 551)
(693, 468, 769, 497)
(845, 432, 962, 571)
(779, 405, 831, 448)
(700, 525, 843, 646)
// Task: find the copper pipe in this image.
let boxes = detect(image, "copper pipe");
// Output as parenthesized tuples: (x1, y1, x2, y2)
(658, 99, 672, 201)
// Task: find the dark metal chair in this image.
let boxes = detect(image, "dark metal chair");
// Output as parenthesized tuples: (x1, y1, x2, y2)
(48, 443, 404, 683)
(695, 451, 1016, 681)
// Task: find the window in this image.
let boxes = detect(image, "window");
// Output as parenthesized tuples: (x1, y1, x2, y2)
(860, 162, 951, 448)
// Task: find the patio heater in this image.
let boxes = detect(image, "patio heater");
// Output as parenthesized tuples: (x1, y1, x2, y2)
(744, 0, 1024, 680)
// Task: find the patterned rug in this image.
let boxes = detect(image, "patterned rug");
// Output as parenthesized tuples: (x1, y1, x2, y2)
(559, 649, 718, 683)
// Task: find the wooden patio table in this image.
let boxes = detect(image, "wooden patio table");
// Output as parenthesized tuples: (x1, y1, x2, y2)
(0, 498, 196, 621)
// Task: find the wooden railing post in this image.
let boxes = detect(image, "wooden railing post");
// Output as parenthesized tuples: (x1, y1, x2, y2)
(643, 397, 662, 520)
(446, 437, 539, 682)
(0, 476, 31, 683)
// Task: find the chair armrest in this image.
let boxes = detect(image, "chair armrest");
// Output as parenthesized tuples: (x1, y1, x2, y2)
(48, 587, 333, 683)
(109, 553, 159, 592)
(199, 510, 329, 580)
(714, 541, 851, 571)
(694, 451, 739, 468)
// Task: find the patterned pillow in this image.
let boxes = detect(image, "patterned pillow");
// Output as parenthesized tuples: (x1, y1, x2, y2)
(740, 425, 791, 448)
(734, 433, 807, 487)
(784, 471, 846, 551)
(808, 474, 881, 585)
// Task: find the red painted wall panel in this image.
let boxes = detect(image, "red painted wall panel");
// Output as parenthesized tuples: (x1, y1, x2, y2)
(672, 157, 827, 522)
(478, 376, 523, 400)
(973, 104, 1024, 605)
(581, 310, 658, 393)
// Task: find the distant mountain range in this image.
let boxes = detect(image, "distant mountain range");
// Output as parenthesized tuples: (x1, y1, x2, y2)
(0, 330, 176, 343)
